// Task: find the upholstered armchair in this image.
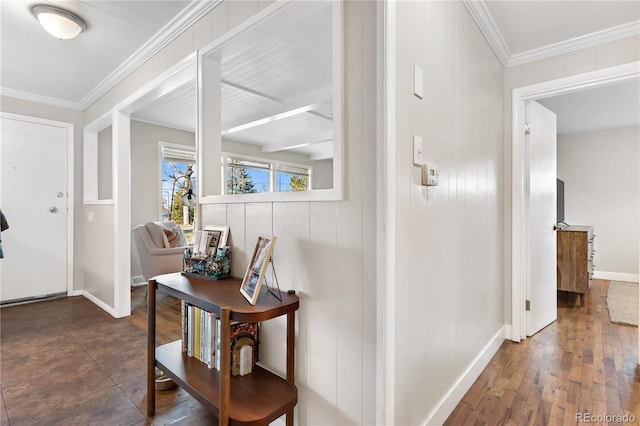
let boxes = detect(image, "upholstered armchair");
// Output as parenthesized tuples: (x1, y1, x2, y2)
(132, 221, 188, 281)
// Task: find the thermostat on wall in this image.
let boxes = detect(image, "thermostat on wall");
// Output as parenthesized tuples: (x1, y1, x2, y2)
(421, 163, 439, 186)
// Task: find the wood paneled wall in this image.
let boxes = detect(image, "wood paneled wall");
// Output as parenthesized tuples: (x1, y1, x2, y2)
(389, 2, 505, 424)
(197, 2, 379, 425)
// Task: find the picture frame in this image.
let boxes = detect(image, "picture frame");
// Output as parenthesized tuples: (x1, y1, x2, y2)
(202, 225, 229, 255)
(240, 236, 277, 305)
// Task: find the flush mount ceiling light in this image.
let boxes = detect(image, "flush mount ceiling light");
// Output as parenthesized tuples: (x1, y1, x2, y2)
(30, 5, 87, 40)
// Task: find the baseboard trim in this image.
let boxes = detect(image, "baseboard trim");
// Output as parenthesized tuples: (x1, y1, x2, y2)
(593, 271, 639, 283)
(82, 290, 117, 318)
(504, 324, 518, 342)
(423, 326, 506, 425)
(131, 275, 147, 286)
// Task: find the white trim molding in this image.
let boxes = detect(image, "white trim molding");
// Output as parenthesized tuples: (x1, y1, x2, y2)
(593, 271, 640, 283)
(462, 0, 511, 67)
(383, 1, 397, 424)
(423, 327, 506, 425)
(463, 0, 640, 68)
(509, 20, 640, 68)
(82, 290, 117, 318)
(0, 88, 81, 110)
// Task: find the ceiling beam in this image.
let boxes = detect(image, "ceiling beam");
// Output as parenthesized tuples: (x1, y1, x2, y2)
(221, 79, 282, 103)
(221, 104, 317, 135)
(309, 141, 334, 161)
(261, 133, 333, 153)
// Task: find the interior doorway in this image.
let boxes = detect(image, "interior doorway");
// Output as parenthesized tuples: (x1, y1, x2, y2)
(510, 61, 640, 343)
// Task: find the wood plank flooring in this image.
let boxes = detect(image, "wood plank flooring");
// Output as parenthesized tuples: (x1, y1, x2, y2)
(1, 279, 637, 425)
(0, 286, 216, 425)
(445, 279, 640, 426)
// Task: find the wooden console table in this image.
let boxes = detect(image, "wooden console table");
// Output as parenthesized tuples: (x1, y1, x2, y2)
(147, 272, 299, 425)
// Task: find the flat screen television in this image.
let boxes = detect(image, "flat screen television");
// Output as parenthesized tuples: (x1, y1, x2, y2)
(557, 178, 565, 224)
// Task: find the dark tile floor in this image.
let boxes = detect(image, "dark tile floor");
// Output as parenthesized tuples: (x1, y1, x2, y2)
(0, 287, 217, 425)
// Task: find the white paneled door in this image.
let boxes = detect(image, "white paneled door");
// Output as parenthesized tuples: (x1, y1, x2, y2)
(525, 101, 558, 336)
(1, 115, 69, 303)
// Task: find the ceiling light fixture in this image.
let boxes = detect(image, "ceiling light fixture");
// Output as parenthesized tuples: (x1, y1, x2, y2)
(30, 5, 87, 40)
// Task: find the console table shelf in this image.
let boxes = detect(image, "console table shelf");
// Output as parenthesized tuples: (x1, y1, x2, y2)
(147, 273, 299, 426)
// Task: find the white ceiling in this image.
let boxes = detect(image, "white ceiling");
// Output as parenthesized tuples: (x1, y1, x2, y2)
(1, 1, 639, 137)
(538, 79, 640, 135)
(483, 1, 639, 61)
(0, 0, 217, 109)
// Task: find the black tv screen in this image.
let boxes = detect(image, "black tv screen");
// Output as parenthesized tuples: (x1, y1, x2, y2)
(557, 178, 565, 223)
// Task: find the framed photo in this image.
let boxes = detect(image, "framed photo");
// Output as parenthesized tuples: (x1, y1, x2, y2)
(202, 225, 229, 255)
(240, 236, 277, 305)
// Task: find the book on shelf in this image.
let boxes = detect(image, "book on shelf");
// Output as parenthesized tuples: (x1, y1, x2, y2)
(181, 302, 259, 375)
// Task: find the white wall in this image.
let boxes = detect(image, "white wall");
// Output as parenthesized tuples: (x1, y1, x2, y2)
(388, 2, 504, 424)
(83, 205, 115, 306)
(130, 120, 195, 280)
(98, 126, 113, 200)
(84, 1, 378, 424)
(503, 35, 640, 323)
(558, 126, 640, 280)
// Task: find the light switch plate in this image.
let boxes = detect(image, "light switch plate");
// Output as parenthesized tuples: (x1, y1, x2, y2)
(413, 135, 423, 166)
(414, 65, 423, 99)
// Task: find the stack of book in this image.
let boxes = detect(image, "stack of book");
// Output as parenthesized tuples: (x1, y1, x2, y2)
(181, 301, 259, 375)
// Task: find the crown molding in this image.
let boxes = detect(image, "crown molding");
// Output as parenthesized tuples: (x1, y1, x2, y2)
(78, 0, 221, 111)
(507, 20, 640, 67)
(2, 0, 221, 111)
(462, 0, 511, 67)
(464, 0, 640, 69)
(0, 87, 83, 110)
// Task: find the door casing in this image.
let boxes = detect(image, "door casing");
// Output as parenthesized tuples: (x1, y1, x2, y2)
(510, 61, 640, 342)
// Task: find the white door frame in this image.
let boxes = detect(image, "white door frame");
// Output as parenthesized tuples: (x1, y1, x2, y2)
(0, 112, 75, 298)
(510, 61, 640, 342)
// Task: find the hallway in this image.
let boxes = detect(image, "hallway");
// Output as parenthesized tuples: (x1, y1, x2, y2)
(445, 279, 639, 425)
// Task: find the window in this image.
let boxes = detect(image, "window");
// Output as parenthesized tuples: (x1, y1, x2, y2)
(160, 143, 196, 242)
(224, 154, 311, 195)
(276, 164, 310, 192)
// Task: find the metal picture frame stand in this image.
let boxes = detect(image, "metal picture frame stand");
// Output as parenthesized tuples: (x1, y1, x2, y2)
(265, 258, 282, 301)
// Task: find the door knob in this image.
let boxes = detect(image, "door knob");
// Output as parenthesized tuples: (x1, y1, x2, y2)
(57, 191, 64, 198)
(49, 207, 58, 213)
(553, 224, 559, 231)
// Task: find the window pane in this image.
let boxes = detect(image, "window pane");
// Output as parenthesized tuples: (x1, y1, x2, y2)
(226, 157, 270, 194)
(162, 160, 196, 242)
(227, 164, 269, 194)
(276, 164, 310, 192)
(276, 171, 308, 192)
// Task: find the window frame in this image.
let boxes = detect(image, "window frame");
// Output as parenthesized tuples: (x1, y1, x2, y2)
(222, 152, 312, 195)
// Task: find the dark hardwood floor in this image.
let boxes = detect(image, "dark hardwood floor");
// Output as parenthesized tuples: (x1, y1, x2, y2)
(445, 279, 640, 426)
(1, 280, 637, 425)
(0, 286, 216, 425)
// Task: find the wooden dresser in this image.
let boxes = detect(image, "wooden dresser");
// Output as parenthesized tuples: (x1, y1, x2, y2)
(557, 225, 595, 306)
